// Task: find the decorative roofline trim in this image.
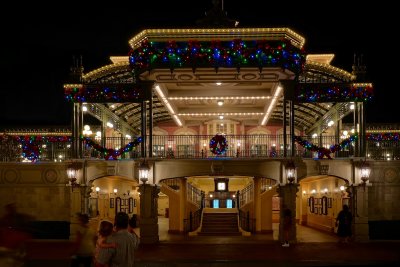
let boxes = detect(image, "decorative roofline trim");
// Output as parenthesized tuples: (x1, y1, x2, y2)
(128, 28, 305, 49)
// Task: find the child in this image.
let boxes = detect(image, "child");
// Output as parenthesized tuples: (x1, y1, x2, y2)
(94, 220, 116, 267)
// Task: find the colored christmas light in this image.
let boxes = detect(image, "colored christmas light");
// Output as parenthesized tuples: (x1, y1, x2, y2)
(296, 84, 373, 102)
(294, 135, 358, 159)
(129, 39, 306, 74)
(80, 135, 142, 160)
(209, 134, 228, 155)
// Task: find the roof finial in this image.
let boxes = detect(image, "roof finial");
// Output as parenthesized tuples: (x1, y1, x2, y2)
(69, 55, 84, 83)
(196, 0, 239, 28)
(352, 53, 367, 82)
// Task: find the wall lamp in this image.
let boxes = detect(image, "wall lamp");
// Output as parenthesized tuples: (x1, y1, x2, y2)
(67, 161, 80, 191)
(285, 160, 297, 184)
(139, 160, 150, 184)
(359, 159, 371, 185)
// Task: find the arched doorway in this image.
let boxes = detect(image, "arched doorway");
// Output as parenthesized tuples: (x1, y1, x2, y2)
(89, 176, 139, 221)
(297, 175, 350, 240)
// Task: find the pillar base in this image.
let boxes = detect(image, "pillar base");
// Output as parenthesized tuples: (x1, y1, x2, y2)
(354, 217, 370, 242)
(139, 184, 160, 244)
(139, 222, 159, 244)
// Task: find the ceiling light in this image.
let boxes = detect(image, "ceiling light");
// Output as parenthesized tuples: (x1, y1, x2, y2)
(219, 115, 224, 120)
(217, 100, 224, 106)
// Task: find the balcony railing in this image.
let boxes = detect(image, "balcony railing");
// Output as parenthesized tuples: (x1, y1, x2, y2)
(1, 134, 400, 162)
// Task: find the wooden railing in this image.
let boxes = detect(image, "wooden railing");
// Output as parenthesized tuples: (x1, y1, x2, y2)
(160, 178, 180, 191)
(184, 208, 203, 233)
(238, 209, 256, 233)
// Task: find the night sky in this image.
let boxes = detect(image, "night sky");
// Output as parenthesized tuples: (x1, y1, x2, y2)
(0, 1, 398, 127)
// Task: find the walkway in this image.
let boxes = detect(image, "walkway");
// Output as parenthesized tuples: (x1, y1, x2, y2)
(136, 242, 400, 267)
(136, 218, 400, 267)
(157, 217, 338, 243)
(134, 217, 399, 266)
(13, 217, 400, 267)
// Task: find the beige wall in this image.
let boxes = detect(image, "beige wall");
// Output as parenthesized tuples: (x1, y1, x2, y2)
(158, 193, 169, 216)
(160, 184, 181, 233)
(260, 188, 275, 233)
(299, 176, 347, 232)
(0, 162, 71, 221)
(2, 157, 400, 241)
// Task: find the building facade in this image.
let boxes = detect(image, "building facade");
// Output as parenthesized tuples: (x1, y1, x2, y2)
(1, 18, 399, 244)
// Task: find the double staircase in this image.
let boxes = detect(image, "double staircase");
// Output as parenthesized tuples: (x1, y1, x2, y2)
(198, 209, 241, 236)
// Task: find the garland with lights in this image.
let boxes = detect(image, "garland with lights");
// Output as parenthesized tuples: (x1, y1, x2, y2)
(0, 135, 73, 162)
(80, 135, 142, 160)
(366, 133, 400, 141)
(129, 39, 306, 74)
(294, 135, 358, 159)
(65, 39, 305, 103)
(64, 84, 145, 103)
(296, 83, 373, 102)
(209, 134, 228, 155)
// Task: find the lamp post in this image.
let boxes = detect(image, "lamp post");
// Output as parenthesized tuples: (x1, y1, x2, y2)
(285, 160, 297, 184)
(137, 159, 159, 244)
(139, 160, 150, 184)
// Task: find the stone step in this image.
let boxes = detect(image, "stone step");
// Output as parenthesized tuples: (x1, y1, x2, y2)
(199, 212, 240, 236)
(198, 232, 241, 236)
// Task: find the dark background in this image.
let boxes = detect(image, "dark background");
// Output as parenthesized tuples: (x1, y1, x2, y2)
(0, 1, 397, 127)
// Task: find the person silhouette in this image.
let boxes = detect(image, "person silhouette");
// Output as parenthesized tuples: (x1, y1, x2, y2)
(282, 208, 292, 247)
(97, 212, 140, 267)
(336, 204, 352, 243)
(94, 220, 116, 267)
(71, 213, 97, 267)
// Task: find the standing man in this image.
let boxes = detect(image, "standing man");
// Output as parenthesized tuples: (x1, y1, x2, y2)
(97, 212, 140, 267)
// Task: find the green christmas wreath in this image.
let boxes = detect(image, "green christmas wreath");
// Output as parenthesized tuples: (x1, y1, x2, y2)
(209, 134, 228, 155)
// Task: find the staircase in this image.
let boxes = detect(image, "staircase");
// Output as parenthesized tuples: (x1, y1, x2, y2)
(198, 211, 241, 236)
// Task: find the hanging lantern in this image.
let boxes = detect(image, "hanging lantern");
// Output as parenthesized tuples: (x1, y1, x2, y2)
(285, 160, 297, 184)
(139, 160, 150, 184)
(360, 160, 371, 185)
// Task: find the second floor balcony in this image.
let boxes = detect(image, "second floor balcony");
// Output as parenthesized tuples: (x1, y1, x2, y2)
(1, 134, 399, 162)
